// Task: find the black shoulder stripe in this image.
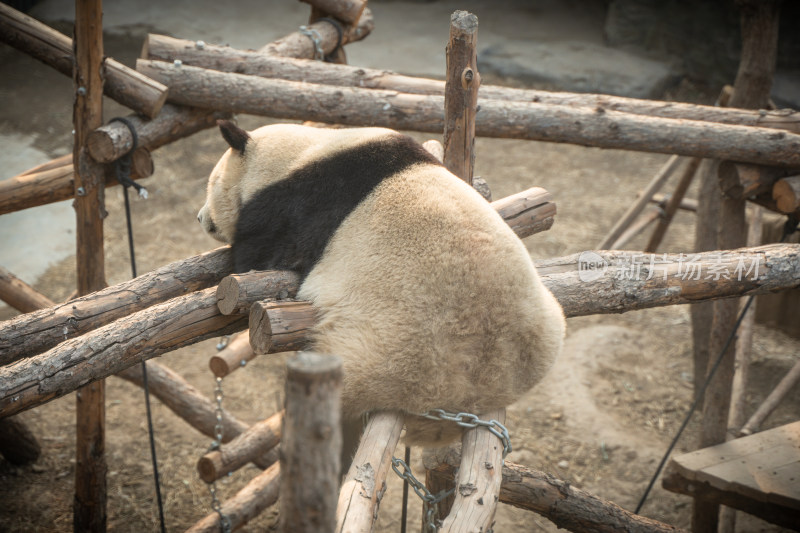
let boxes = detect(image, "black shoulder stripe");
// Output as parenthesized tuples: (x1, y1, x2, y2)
(233, 133, 440, 277)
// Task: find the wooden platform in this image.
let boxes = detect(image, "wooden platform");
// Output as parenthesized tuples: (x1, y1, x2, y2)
(663, 421, 800, 529)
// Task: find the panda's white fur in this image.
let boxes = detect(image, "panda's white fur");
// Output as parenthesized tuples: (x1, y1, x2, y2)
(199, 122, 565, 445)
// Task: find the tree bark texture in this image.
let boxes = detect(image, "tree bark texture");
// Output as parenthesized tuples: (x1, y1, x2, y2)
(249, 300, 317, 355)
(0, 246, 232, 366)
(197, 410, 282, 483)
(442, 11, 479, 184)
(86, 104, 229, 163)
(258, 8, 373, 57)
(279, 352, 341, 533)
(186, 462, 280, 533)
(336, 411, 404, 533)
(0, 3, 167, 118)
(142, 34, 800, 134)
(0, 148, 154, 215)
(440, 408, 505, 532)
(425, 453, 685, 533)
(136, 60, 800, 168)
(216, 271, 300, 315)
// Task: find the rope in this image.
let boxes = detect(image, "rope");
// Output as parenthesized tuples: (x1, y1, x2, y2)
(635, 214, 799, 514)
(109, 117, 165, 533)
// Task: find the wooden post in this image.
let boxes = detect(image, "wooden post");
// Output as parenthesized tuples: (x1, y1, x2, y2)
(279, 352, 342, 533)
(72, 1, 107, 530)
(197, 411, 282, 483)
(645, 157, 702, 252)
(440, 408, 505, 532)
(249, 300, 317, 354)
(597, 155, 683, 249)
(336, 411, 404, 533)
(442, 11, 479, 184)
(694, 3, 781, 532)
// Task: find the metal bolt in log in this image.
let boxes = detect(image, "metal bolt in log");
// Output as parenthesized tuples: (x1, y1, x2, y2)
(249, 300, 317, 355)
(279, 352, 342, 533)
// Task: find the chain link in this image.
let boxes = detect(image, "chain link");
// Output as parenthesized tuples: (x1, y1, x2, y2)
(207, 343, 231, 533)
(298, 25, 324, 60)
(419, 409, 512, 457)
(391, 456, 453, 532)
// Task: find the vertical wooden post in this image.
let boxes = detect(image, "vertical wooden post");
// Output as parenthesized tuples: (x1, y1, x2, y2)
(72, 1, 108, 531)
(442, 10, 479, 184)
(693, 2, 780, 532)
(279, 352, 342, 533)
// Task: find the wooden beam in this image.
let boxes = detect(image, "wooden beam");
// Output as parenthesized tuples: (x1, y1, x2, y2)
(0, 246, 233, 367)
(645, 157, 702, 252)
(738, 358, 800, 437)
(208, 331, 256, 378)
(0, 148, 154, 215)
(442, 10, 479, 184)
(0, 266, 55, 314)
(187, 462, 280, 533)
(0, 2, 167, 118)
(136, 59, 800, 168)
(425, 451, 686, 533)
(2, 244, 800, 418)
(259, 7, 373, 57)
(197, 410, 281, 483)
(609, 207, 661, 250)
(216, 271, 300, 316)
(249, 300, 316, 355)
(336, 411, 404, 533)
(142, 33, 800, 134)
(279, 352, 341, 533)
(650, 193, 698, 212)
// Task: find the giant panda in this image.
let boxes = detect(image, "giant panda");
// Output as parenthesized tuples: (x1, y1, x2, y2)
(198, 120, 565, 445)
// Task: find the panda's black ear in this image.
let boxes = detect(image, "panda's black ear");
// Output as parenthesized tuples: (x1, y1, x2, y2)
(218, 120, 250, 154)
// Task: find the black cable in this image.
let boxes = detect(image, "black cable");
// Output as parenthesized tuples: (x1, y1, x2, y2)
(635, 215, 799, 514)
(111, 117, 166, 533)
(400, 445, 411, 533)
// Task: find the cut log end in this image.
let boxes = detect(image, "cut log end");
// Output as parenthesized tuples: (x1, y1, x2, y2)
(450, 10, 478, 33)
(772, 176, 800, 213)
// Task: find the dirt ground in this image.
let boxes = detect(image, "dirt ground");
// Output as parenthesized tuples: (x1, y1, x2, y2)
(1, 5, 799, 533)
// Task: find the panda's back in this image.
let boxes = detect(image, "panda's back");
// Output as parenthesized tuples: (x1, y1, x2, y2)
(299, 163, 564, 424)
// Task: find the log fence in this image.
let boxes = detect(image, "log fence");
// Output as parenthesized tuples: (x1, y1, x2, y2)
(2, 2, 799, 531)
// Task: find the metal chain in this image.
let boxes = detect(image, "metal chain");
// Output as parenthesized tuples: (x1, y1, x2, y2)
(391, 456, 453, 532)
(420, 409, 512, 457)
(298, 25, 324, 60)
(207, 348, 232, 533)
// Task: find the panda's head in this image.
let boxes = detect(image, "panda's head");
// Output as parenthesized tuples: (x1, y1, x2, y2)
(197, 120, 324, 243)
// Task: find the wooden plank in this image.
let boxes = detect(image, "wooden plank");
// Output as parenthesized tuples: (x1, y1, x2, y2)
(666, 421, 800, 522)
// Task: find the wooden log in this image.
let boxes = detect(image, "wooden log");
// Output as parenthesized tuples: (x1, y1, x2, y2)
(336, 411, 404, 533)
(0, 287, 248, 419)
(491, 187, 555, 238)
(299, 0, 366, 24)
(0, 246, 233, 366)
(279, 352, 342, 533)
(772, 176, 800, 213)
(645, 157, 703, 252)
(439, 408, 504, 532)
(197, 410, 282, 483)
(259, 7, 373, 57)
(0, 148, 154, 215)
(695, 3, 781, 532)
(249, 301, 317, 355)
(216, 271, 300, 315)
(19, 154, 72, 176)
(598, 155, 683, 249)
(142, 34, 800, 134)
(208, 331, 256, 378)
(425, 452, 685, 533)
(136, 60, 800, 168)
(0, 266, 55, 314)
(0, 3, 167, 118)
(738, 358, 800, 437)
(187, 462, 280, 533)
(442, 11, 479, 184)
(650, 193, 698, 212)
(0, 416, 41, 465)
(87, 104, 228, 164)
(609, 207, 661, 250)
(718, 161, 798, 200)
